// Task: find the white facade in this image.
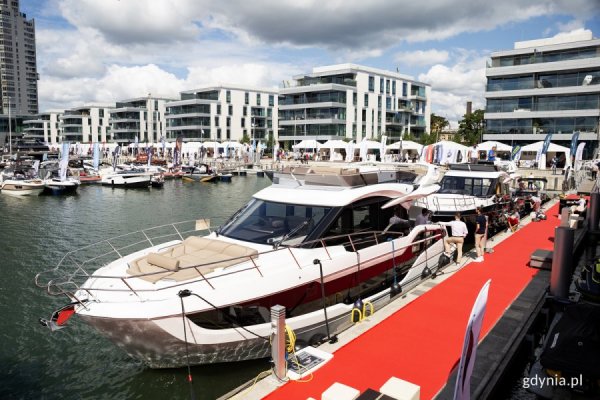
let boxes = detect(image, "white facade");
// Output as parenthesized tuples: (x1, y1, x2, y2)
(484, 31, 600, 145)
(60, 104, 114, 144)
(166, 85, 278, 143)
(110, 97, 172, 144)
(279, 64, 431, 145)
(22, 111, 62, 144)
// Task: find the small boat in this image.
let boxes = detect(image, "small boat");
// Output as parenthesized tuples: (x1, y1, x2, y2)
(0, 177, 45, 196)
(100, 169, 152, 188)
(44, 177, 80, 195)
(182, 164, 219, 182)
(218, 173, 233, 182)
(37, 165, 453, 368)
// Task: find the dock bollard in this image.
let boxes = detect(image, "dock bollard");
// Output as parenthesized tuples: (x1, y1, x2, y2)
(588, 192, 600, 232)
(549, 226, 575, 300)
(270, 305, 287, 380)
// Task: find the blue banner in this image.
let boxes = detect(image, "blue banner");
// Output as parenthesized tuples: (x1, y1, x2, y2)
(510, 145, 521, 161)
(540, 133, 553, 155)
(570, 131, 580, 157)
(92, 142, 100, 170)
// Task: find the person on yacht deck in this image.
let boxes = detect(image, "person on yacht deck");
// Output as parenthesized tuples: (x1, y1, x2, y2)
(415, 208, 431, 226)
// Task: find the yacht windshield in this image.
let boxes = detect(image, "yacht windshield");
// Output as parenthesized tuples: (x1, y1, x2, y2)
(218, 199, 331, 245)
(438, 176, 496, 197)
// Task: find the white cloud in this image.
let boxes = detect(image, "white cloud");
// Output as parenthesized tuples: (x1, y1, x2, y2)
(395, 49, 449, 66)
(418, 50, 488, 126)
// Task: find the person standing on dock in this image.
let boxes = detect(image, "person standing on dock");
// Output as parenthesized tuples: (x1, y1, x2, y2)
(441, 212, 468, 264)
(474, 207, 487, 262)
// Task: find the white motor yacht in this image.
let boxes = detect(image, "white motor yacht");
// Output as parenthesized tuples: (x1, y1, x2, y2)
(1, 177, 45, 196)
(400, 163, 515, 235)
(37, 165, 452, 368)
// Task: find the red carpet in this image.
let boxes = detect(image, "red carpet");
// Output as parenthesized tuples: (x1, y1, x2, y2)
(264, 203, 560, 400)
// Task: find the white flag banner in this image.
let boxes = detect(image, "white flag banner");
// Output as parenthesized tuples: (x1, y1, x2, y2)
(453, 279, 491, 400)
(575, 142, 585, 171)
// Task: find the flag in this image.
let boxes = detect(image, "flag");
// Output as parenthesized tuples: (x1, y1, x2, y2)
(570, 131, 580, 159)
(536, 133, 553, 163)
(112, 144, 120, 171)
(174, 135, 183, 166)
(510, 145, 521, 161)
(92, 142, 100, 171)
(453, 280, 491, 400)
(146, 146, 153, 167)
(575, 142, 586, 171)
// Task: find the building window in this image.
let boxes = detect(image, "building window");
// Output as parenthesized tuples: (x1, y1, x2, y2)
(353, 92, 357, 105)
(243, 107, 247, 116)
(267, 108, 272, 118)
(380, 78, 384, 93)
(226, 90, 231, 103)
(226, 129, 231, 139)
(245, 92, 249, 105)
(392, 81, 396, 95)
(386, 80, 390, 94)
(386, 97, 391, 110)
(256, 93, 261, 106)
(241, 118, 245, 128)
(217, 128, 222, 139)
(228, 105, 233, 115)
(402, 82, 407, 97)
(368, 76, 375, 92)
(226, 117, 230, 127)
(217, 104, 221, 114)
(269, 95, 274, 107)
(378, 96, 382, 109)
(364, 93, 369, 107)
(214, 116, 219, 126)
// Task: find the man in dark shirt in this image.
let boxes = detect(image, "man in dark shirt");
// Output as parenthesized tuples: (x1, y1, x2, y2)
(474, 207, 487, 262)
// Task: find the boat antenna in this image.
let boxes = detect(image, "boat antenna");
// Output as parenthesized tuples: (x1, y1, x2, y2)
(313, 259, 338, 344)
(177, 289, 197, 400)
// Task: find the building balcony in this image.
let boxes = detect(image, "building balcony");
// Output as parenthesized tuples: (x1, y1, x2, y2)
(485, 109, 600, 119)
(279, 101, 347, 110)
(486, 57, 600, 77)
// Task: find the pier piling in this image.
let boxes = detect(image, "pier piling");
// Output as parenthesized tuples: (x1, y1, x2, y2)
(588, 192, 600, 232)
(549, 226, 575, 300)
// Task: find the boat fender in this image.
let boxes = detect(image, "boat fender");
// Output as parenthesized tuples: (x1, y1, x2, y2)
(351, 298, 364, 323)
(421, 266, 432, 279)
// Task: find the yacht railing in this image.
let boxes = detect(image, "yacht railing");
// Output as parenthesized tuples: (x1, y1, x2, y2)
(35, 220, 444, 302)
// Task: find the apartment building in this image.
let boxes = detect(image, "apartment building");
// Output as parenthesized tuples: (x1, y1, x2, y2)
(484, 31, 600, 147)
(22, 111, 61, 144)
(0, 0, 38, 116)
(60, 104, 114, 143)
(278, 63, 431, 145)
(165, 85, 278, 143)
(110, 96, 172, 145)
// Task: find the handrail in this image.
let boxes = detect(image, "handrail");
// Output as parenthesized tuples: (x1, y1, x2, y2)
(35, 218, 445, 300)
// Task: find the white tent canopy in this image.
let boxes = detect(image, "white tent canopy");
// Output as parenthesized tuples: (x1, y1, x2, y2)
(420, 140, 469, 165)
(318, 140, 351, 161)
(292, 139, 319, 150)
(386, 140, 423, 151)
(519, 141, 571, 170)
(476, 141, 512, 152)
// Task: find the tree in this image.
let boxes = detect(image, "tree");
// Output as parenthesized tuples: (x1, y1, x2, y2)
(240, 132, 251, 144)
(430, 113, 450, 142)
(456, 109, 485, 146)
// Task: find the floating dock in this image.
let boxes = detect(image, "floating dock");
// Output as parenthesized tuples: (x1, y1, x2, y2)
(233, 200, 570, 400)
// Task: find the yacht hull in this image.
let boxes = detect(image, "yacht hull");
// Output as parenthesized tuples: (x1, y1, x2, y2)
(1, 181, 45, 196)
(75, 244, 446, 368)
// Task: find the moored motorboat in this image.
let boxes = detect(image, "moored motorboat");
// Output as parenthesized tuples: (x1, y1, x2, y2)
(36, 165, 453, 368)
(43, 177, 80, 195)
(408, 163, 514, 236)
(1, 177, 45, 196)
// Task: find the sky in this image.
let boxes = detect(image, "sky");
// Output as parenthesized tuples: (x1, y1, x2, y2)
(23, 0, 600, 128)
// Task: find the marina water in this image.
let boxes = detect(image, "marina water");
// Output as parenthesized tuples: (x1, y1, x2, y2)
(0, 177, 272, 400)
